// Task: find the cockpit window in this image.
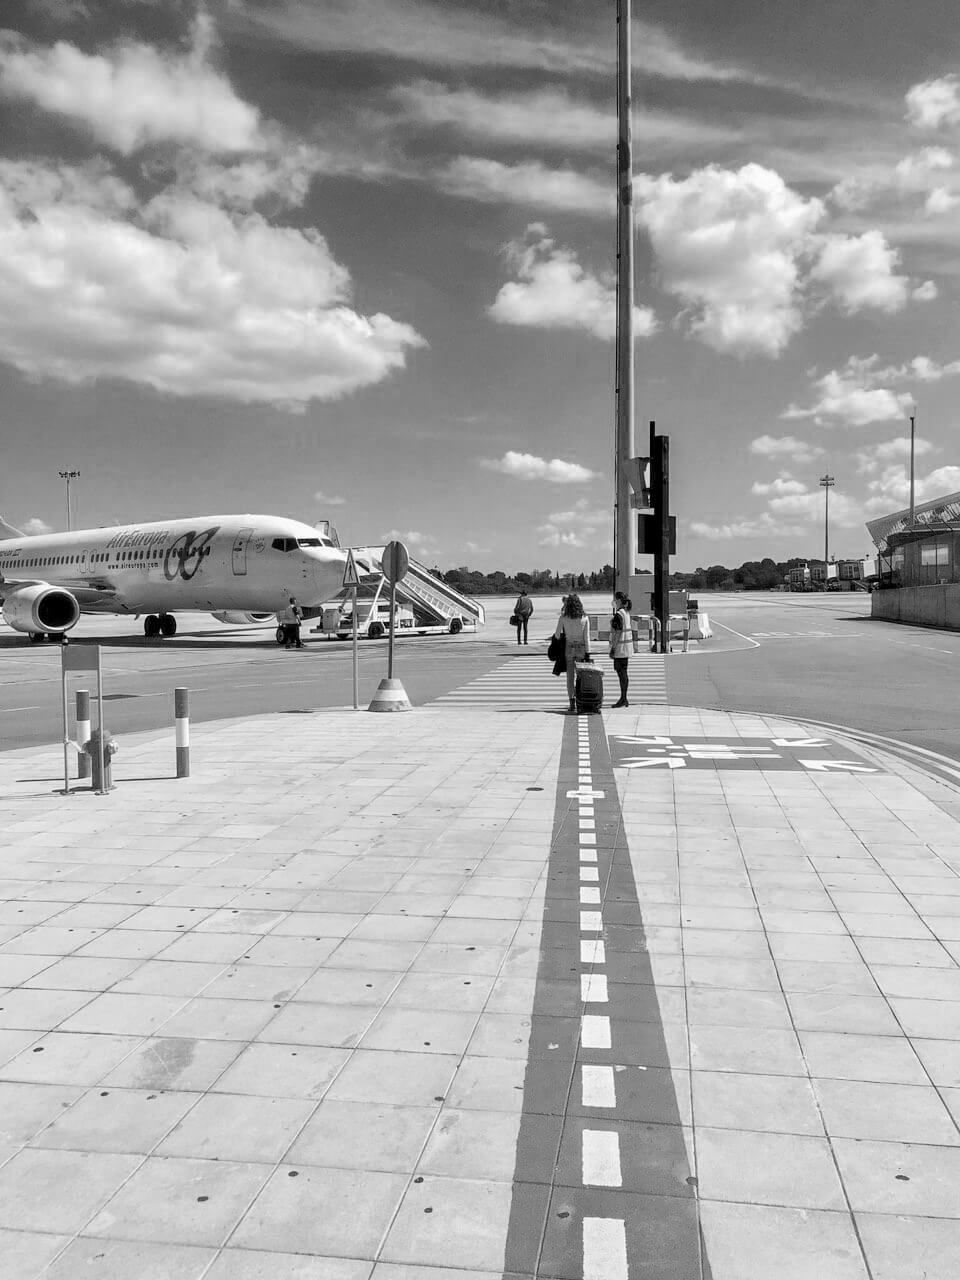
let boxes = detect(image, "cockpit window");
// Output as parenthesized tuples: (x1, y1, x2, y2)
(271, 537, 298, 552)
(297, 537, 330, 548)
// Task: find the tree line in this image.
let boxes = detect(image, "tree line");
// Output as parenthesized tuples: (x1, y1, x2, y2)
(438, 558, 812, 595)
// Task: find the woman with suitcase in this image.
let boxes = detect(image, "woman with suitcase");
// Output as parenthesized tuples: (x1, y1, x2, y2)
(554, 593, 594, 713)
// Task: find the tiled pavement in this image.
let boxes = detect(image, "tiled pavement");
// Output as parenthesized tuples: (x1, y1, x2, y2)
(2, 697, 960, 1277)
(433, 651, 668, 707)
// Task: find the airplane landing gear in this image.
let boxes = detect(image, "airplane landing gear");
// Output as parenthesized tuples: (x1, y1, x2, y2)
(28, 632, 44, 644)
(144, 615, 160, 638)
(159, 614, 177, 637)
(145, 614, 176, 637)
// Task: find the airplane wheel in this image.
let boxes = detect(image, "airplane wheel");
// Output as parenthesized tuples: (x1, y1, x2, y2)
(159, 615, 177, 637)
(144, 615, 160, 638)
(368, 621, 385, 639)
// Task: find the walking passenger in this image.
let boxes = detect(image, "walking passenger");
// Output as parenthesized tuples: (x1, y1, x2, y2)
(610, 590, 633, 708)
(514, 588, 534, 645)
(554, 593, 592, 713)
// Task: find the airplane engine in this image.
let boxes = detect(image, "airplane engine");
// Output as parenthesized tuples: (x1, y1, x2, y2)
(210, 611, 275, 626)
(2, 584, 81, 634)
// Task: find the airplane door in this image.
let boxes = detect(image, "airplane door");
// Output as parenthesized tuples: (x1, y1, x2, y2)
(232, 528, 254, 576)
(79, 549, 89, 576)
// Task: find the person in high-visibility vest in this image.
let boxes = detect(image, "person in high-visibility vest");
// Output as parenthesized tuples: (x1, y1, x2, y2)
(280, 596, 304, 649)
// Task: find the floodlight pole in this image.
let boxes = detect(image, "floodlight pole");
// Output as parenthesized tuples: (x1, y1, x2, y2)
(614, 0, 636, 599)
(820, 474, 835, 565)
(59, 470, 80, 532)
(909, 411, 916, 528)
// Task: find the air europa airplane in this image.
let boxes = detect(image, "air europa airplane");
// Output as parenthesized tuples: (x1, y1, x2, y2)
(0, 514, 349, 642)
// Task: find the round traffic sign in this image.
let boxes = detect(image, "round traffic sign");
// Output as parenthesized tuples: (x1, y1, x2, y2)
(382, 540, 409, 584)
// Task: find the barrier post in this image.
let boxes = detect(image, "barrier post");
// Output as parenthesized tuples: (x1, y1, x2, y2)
(76, 689, 91, 779)
(175, 687, 190, 777)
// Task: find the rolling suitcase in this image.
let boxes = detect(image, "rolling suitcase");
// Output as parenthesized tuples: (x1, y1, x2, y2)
(575, 664, 603, 713)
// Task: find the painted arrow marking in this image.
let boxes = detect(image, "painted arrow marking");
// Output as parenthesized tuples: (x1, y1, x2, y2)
(772, 737, 829, 748)
(615, 736, 675, 746)
(619, 757, 687, 770)
(799, 759, 877, 773)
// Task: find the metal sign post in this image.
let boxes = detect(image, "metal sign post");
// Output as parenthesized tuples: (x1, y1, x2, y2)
(61, 643, 104, 795)
(368, 540, 412, 713)
(342, 549, 361, 710)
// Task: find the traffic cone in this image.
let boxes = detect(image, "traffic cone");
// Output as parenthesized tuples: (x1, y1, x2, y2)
(367, 677, 412, 712)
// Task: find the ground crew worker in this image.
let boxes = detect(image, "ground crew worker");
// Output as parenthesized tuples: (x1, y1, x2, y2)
(280, 596, 304, 649)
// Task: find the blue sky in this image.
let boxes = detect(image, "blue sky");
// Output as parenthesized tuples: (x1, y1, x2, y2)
(1, 0, 959, 571)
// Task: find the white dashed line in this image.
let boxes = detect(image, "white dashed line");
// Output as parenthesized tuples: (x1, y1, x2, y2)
(581, 940, 605, 964)
(581, 866, 599, 882)
(582, 1129, 623, 1187)
(579, 887, 601, 905)
(580, 849, 598, 863)
(581, 973, 608, 1002)
(583, 1216, 628, 1280)
(580, 910, 603, 932)
(582, 1015, 612, 1049)
(582, 1064, 617, 1107)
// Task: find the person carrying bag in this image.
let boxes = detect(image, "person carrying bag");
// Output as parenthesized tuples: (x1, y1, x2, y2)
(513, 589, 534, 644)
(554, 593, 592, 713)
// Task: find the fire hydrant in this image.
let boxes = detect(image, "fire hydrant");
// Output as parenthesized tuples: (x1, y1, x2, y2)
(83, 729, 118, 792)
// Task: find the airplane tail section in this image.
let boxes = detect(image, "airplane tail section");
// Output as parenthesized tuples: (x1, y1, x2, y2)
(0, 515, 24, 540)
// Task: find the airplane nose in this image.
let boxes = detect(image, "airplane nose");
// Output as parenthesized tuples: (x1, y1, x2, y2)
(315, 550, 348, 598)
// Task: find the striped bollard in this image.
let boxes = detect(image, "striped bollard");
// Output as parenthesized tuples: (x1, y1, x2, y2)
(76, 689, 91, 779)
(175, 687, 190, 778)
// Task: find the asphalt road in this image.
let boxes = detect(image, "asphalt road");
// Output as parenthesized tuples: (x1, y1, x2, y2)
(671, 591, 960, 764)
(2, 592, 959, 770)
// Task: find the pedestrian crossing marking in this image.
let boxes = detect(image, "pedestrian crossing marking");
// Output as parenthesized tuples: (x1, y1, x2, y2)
(434, 653, 667, 707)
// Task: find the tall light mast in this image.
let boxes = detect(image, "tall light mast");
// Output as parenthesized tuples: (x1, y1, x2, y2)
(614, 0, 636, 599)
(59, 469, 80, 532)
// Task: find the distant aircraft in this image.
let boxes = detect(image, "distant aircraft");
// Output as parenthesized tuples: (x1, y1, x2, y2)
(0, 514, 348, 642)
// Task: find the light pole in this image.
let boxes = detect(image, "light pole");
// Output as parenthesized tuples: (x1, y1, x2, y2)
(613, 0, 636, 599)
(819, 474, 835, 565)
(908, 407, 916, 528)
(59, 470, 80, 531)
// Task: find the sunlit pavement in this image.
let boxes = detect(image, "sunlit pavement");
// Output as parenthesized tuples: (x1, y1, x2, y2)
(2, 679, 960, 1277)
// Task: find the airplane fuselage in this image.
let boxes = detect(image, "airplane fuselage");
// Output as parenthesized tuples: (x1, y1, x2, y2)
(0, 514, 347, 624)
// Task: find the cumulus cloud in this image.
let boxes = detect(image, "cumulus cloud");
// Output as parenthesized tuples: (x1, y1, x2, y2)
(906, 75, 960, 130)
(481, 451, 598, 484)
(0, 168, 425, 409)
(783, 354, 960, 427)
(810, 231, 910, 314)
(488, 225, 657, 341)
(21, 516, 53, 535)
(0, 15, 265, 155)
(635, 163, 822, 357)
(855, 436, 934, 475)
(751, 473, 808, 497)
(689, 513, 807, 541)
(437, 157, 610, 215)
(865, 464, 960, 514)
(749, 435, 824, 463)
(382, 529, 437, 555)
(315, 490, 347, 506)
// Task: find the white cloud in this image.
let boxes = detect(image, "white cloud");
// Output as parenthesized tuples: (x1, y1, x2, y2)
(636, 163, 823, 357)
(913, 279, 939, 300)
(537, 501, 608, 550)
(437, 157, 610, 215)
(538, 529, 587, 549)
(855, 436, 934, 475)
(783, 354, 960, 427)
(0, 170, 425, 409)
(751, 473, 808, 497)
(481, 451, 598, 484)
(382, 529, 437, 554)
(865, 464, 960, 513)
(21, 516, 52, 535)
(810, 231, 910, 314)
(0, 15, 265, 156)
(906, 75, 960, 130)
(689, 513, 807, 541)
(924, 187, 960, 215)
(488, 226, 657, 342)
(392, 81, 737, 156)
(749, 435, 824, 463)
(314, 490, 347, 506)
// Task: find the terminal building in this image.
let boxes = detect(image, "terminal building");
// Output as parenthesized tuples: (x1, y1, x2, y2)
(867, 490, 960, 628)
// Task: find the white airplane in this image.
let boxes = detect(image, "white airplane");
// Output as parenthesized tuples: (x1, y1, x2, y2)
(0, 514, 349, 642)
